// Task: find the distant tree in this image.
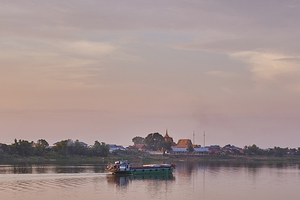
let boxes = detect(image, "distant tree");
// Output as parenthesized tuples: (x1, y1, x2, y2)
(69, 140, 87, 155)
(11, 139, 34, 156)
(0, 144, 11, 155)
(187, 145, 194, 153)
(290, 148, 297, 155)
(53, 140, 68, 155)
(132, 136, 145, 145)
(34, 139, 49, 156)
(91, 140, 109, 157)
(246, 144, 261, 155)
(273, 147, 288, 157)
(144, 132, 164, 151)
(157, 141, 172, 154)
(37, 139, 49, 148)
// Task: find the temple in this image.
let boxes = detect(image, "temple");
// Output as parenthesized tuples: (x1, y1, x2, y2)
(164, 129, 176, 146)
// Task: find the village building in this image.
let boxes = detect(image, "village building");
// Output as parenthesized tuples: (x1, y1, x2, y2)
(208, 145, 221, 154)
(52, 139, 88, 147)
(164, 130, 176, 146)
(171, 147, 188, 153)
(174, 139, 193, 148)
(109, 144, 126, 153)
(222, 145, 243, 154)
(163, 131, 193, 153)
(194, 147, 210, 153)
(127, 144, 147, 152)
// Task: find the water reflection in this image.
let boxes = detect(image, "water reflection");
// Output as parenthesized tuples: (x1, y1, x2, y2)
(13, 165, 32, 174)
(0, 164, 107, 174)
(54, 165, 86, 173)
(35, 166, 49, 174)
(107, 174, 175, 187)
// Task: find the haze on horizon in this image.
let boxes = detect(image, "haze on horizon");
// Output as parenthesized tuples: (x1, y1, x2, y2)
(1, 0, 300, 148)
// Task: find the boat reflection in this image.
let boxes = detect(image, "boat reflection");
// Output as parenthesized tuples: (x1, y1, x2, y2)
(107, 174, 175, 187)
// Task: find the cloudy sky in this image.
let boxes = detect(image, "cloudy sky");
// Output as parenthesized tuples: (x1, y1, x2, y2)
(1, 0, 300, 148)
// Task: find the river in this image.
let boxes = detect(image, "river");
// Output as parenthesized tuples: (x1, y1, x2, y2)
(0, 161, 299, 200)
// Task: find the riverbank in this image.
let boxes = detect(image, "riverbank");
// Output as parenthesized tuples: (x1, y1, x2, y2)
(1, 154, 300, 165)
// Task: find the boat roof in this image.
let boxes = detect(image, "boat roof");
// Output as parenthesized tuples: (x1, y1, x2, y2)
(171, 147, 188, 152)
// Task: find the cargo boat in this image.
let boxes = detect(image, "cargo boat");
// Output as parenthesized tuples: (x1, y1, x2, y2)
(105, 160, 176, 175)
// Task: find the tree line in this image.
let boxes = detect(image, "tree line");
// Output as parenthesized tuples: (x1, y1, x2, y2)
(2, 134, 298, 158)
(243, 144, 300, 157)
(0, 139, 110, 157)
(132, 132, 173, 154)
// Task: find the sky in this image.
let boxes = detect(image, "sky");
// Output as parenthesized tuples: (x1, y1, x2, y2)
(1, 0, 300, 148)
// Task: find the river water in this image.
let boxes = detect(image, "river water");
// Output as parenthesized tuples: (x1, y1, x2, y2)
(0, 161, 299, 200)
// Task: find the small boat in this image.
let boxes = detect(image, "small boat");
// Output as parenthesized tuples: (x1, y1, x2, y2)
(105, 160, 176, 175)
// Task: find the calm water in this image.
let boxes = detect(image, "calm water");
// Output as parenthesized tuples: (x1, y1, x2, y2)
(0, 162, 300, 200)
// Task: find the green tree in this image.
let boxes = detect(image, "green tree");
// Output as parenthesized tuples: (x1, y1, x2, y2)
(132, 136, 145, 145)
(246, 144, 261, 155)
(273, 147, 288, 157)
(0, 144, 12, 155)
(53, 140, 68, 155)
(91, 141, 109, 157)
(11, 139, 34, 156)
(157, 141, 172, 154)
(69, 140, 87, 155)
(34, 139, 49, 156)
(144, 132, 164, 151)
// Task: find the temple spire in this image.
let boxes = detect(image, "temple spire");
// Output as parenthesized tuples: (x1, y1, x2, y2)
(165, 129, 169, 137)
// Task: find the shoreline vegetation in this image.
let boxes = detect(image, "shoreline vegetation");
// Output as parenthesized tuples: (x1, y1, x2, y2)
(1, 134, 300, 165)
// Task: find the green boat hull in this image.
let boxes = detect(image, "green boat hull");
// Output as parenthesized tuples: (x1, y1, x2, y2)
(112, 168, 173, 175)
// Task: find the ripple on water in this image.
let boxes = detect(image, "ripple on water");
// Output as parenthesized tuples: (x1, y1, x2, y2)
(0, 173, 105, 195)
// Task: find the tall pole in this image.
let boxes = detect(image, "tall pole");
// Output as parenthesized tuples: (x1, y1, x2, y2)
(193, 131, 195, 145)
(203, 131, 205, 147)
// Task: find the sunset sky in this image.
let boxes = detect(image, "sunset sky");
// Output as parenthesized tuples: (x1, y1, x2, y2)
(1, 0, 300, 148)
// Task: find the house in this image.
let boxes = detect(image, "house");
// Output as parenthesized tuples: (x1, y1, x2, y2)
(78, 142, 88, 148)
(53, 139, 73, 146)
(135, 144, 147, 151)
(53, 140, 88, 147)
(194, 147, 210, 153)
(174, 139, 193, 148)
(127, 144, 147, 152)
(109, 144, 126, 153)
(127, 145, 137, 150)
(208, 145, 221, 154)
(171, 147, 188, 153)
(222, 145, 243, 154)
